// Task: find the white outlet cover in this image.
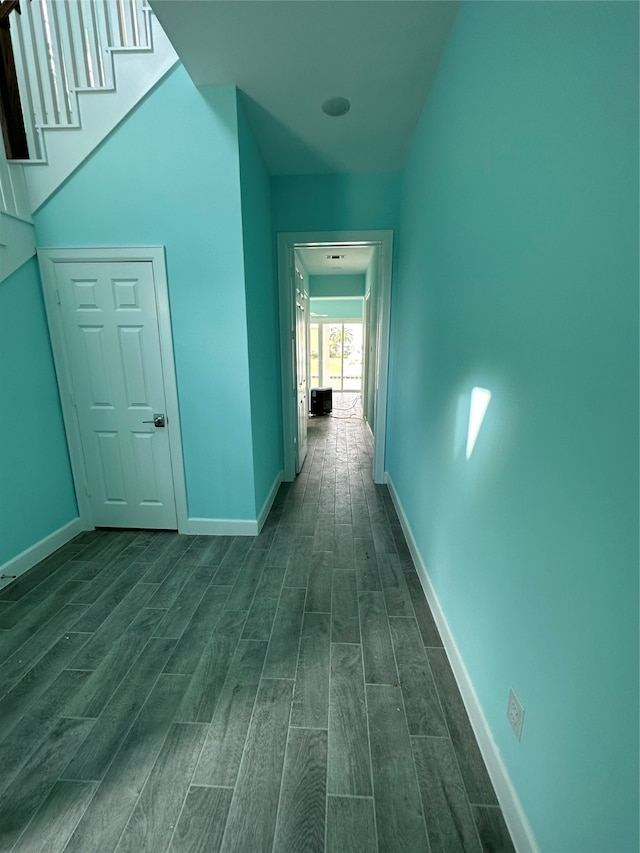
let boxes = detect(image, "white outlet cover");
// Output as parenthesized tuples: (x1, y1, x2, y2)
(507, 687, 525, 740)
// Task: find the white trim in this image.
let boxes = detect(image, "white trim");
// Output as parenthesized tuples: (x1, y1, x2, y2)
(372, 237, 392, 483)
(278, 230, 393, 484)
(385, 472, 539, 853)
(23, 20, 179, 212)
(0, 517, 84, 589)
(37, 246, 189, 534)
(0, 215, 36, 283)
(186, 469, 283, 538)
(186, 517, 259, 537)
(257, 470, 284, 532)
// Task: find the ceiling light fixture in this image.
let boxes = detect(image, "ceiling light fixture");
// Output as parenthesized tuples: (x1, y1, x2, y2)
(322, 97, 350, 117)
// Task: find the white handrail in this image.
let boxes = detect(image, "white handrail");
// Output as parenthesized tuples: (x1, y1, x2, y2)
(9, 0, 154, 161)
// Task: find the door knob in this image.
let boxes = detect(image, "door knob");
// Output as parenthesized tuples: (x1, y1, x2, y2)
(143, 414, 165, 428)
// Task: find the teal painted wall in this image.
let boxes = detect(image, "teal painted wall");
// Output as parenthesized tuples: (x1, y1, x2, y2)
(387, 3, 639, 851)
(271, 172, 401, 233)
(0, 257, 77, 564)
(310, 298, 363, 321)
(35, 67, 258, 521)
(236, 94, 283, 514)
(309, 274, 365, 298)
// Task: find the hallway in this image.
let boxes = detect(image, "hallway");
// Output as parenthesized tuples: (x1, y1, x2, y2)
(0, 396, 514, 852)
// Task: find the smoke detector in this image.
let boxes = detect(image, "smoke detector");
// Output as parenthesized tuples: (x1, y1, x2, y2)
(322, 97, 351, 117)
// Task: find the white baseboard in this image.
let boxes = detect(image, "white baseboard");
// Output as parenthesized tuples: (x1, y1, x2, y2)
(257, 470, 284, 532)
(385, 473, 539, 853)
(0, 518, 85, 589)
(186, 517, 259, 536)
(186, 470, 284, 538)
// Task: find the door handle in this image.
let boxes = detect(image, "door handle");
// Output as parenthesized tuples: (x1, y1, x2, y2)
(142, 414, 165, 428)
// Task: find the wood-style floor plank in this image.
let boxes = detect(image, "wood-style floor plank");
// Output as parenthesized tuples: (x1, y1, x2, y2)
(331, 571, 360, 644)
(284, 536, 314, 588)
(62, 674, 191, 853)
(354, 538, 382, 592)
(211, 539, 253, 585)
(219, 678, 293, 853)
(145, 558, 204, 610)
(70, 562, 150, 633)
(0, 669, 90, 795)
(70, 544, 147, 606)
(404, 570, 443, 647)
(139, 536, 195, 584)
(266, 522, 299, 568)
(62, 637, 177, 782)
(175, 609, 246, 723)
(169, 786, 233, 853)
(411, 735, 483, 853)
(377, 552, 414, 618)
(313, 518, 335, 553)
(326, 796, 378, 853)
(0, 578, 85, 640)
(0, 603, 87, 690)
(11, 780, 97, 853)
(74, 532, 132, 566)
(69, 583, 158, 670)
(327, 643, 372, 797)
(191, 535, 234, 567)
(134, 531, 182, 565)
(64, 607, 165, 718)
(0, 716, 95, 853)
(291, 612, 330, 728)
(471, 805, 517, 853)
(0, 543, 88, 604)
(359, 591, 398, 686)
(388, 616, 447, 736)
(427, 647, 499, 806)
(116, 722, 208, 853)
(305, 552, 333, 614)
(151, 570, 213, 639)
(0, 631, 90, 736)
(333, 524, 355, 569)
(366, 683, 429, 853)
(371, 519, 397, 556)
(192, 640, 267, 788)
(162, 585, 230, 675)
(241, 565, 285, 640)
(262, 586, 305, 679)
(272, 727, 327, 853)
(224, 549, 268, 611)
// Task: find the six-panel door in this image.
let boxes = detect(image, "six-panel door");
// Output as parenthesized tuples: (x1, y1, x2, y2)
(55, 260, 178, 529)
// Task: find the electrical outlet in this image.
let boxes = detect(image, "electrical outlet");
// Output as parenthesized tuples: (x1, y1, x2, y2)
(507, 687, 525, 740)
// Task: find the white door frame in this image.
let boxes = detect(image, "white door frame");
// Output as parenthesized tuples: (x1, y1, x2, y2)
(278, 230, 393, 484)
(363, 291, 371, 421)
(37, 246, 189, 533)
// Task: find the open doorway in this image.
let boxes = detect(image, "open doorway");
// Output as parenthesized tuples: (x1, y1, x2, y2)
(277, 230, 393, 484)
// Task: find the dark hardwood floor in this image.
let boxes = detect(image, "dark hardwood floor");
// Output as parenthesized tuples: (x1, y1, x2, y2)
(0, 393, 515, 852)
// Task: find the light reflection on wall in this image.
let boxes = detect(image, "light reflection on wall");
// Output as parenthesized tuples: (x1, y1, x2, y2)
(466, 386, 492, 460)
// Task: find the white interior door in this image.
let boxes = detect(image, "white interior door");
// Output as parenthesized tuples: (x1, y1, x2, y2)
(55, 260, 178, 529)
(295, 277, 308, 472)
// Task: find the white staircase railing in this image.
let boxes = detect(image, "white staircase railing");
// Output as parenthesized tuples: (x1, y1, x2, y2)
(10, 0, 155, 162)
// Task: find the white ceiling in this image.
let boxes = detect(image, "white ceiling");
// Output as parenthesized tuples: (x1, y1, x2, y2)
(296, 245, 374, 275)
(150, 1, 460, 175)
